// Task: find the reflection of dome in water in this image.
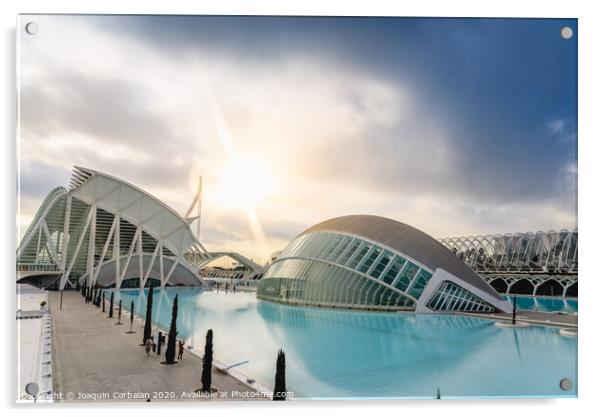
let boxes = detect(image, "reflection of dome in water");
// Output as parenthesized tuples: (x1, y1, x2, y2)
(255, 300, 496, 397)
(258, 215, 511, 313)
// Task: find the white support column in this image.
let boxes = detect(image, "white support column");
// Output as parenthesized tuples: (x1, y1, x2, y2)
(92, 215, 118, 285)
(36, 224, 42, 262)
(138, 230, 144, 288)
(164, 258, 180, 287)
(86, 205, 97, 287)
(118, 227, 140, 289)
(60, 194, 72, 271)
(571, 241, 578, 273)
(114, 214, 120, 288)
(141, 243, 160, 288)
(41, 222, 60, 266)
(59, 207, 93, 290)
(197, 176, 202, 241)
(544, 234, 557, 271)
(159, 242, 165, 287)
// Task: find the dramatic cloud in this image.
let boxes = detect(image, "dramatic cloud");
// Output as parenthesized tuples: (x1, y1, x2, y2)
(18, 15, 577, 261)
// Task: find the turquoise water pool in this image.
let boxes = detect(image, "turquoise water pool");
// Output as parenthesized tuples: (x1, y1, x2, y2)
(503, 295, 578, 314)
(109, 288, 577, 399)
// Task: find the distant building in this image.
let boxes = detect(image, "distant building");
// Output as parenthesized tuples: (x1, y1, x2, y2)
(264, 250, 283, 268)
(439, 230, 578, 297)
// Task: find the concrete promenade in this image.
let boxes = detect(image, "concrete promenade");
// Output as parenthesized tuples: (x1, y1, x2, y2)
(462, 310, 578, 330)
(49, 291, 267, 402)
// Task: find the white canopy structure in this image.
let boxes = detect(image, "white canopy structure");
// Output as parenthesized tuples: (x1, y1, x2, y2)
(17, 167, 263, 289)
(439, 230, 578, 297)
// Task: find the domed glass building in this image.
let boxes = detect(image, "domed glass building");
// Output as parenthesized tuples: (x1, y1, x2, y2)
(257, 215, 512, 313)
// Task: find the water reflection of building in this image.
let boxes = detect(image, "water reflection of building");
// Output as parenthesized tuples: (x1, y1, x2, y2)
(255, 298, 576, 398)
(256, 299, 491, 397)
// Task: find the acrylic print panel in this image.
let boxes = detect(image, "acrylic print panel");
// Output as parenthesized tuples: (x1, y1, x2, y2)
(16, 14, 577, 402)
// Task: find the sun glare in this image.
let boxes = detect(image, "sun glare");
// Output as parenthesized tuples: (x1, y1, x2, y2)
(211, 155, 279, 210)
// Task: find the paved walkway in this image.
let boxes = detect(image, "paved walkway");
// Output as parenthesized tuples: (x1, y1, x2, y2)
(50, 291, 267, 402)
(462, 310, 578, 329)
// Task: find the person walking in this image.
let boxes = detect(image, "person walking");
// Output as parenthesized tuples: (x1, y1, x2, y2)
(145, 338, 152, 357)
(177, 340, 184, 360)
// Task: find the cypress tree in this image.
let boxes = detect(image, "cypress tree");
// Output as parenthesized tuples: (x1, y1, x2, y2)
(108, 292, 114, 318)
(512, 294, 517, 325)
(129, 301, 135, 333)
(273, 349, 286, 401)
(143, 286, 154, 345)
(201, 329, 213, 393)
(164, 295, 178, 364)
(117, 299, 122, 324)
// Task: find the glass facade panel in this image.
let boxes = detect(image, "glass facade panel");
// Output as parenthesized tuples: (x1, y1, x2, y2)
(427, 281, 495, 312)
(327, 236, 350, 262)
(358, 246, 380, 273)
(321, 234, 343, 260)
(369, 250, 393, 279)
(348, 242, 369, 269)
(394, 261, 418, 292)
(382, 255, 406, 285)
(258, 257, 415, 311)
(407, 269, 433, 299)
(338, 238, 360, 265)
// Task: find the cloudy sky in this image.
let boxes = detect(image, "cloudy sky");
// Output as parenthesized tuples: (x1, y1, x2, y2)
(18, 15, 577, 263)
